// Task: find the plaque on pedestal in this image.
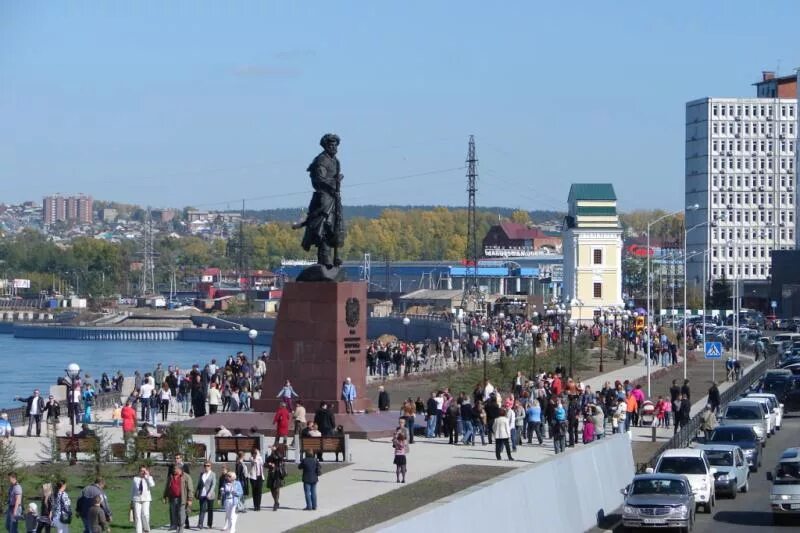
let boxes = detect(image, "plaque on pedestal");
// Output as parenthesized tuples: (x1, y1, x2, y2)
(253, 281, 371, 414)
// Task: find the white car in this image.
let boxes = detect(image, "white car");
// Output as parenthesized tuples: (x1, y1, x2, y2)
(746, 393, 784, 431)
(737, 398, 775, 436)
(649, 448, 717, 513)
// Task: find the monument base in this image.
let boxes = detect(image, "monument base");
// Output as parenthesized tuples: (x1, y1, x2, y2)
(252, 280, 371, 415)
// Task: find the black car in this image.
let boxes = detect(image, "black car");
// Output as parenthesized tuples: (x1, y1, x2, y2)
(760, 377, 800, 413)
(708, 425, 762, 472)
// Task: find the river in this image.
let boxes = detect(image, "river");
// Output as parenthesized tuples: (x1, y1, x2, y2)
(0, 335, 260, 400)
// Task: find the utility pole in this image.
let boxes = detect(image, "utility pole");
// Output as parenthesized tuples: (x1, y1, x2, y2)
(461, 135, 480, 312)
(139, 207, 157, 296)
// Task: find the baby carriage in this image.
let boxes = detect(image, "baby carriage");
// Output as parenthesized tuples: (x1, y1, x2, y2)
(639, 400, 656, 427)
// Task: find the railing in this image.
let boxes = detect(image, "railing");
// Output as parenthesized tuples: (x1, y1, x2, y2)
(638, 353, 778, 472)
(2, 389, 122, 428)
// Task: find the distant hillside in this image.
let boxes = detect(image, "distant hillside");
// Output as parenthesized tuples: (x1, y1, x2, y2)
(245, 205, 564, 224)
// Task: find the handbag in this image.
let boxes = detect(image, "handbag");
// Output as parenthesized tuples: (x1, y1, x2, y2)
(59, 494, 72, 524)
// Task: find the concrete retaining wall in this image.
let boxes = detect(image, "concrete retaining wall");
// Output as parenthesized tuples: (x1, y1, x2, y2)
(367, 317, 452, 342)
(371, 434, 635, 533)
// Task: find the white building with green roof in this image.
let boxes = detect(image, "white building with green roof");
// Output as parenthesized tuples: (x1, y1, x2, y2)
(562, 184, 624, 322)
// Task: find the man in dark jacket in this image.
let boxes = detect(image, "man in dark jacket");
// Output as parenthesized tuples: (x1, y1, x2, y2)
(377, 386, 390, 411)
(298, 453, 322, 511)
(707, 382, 721, 414)
(567, 397, 580, 447)
(15, 389, 45, 437)
(313, 402, 335, 436)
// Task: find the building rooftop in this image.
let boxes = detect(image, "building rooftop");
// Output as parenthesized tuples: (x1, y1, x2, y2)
(568, 183, 617, 202)
(497, 221, 556, 240)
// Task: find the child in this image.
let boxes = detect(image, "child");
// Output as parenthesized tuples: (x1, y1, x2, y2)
(24, 502, 37, 533)
(654, 396, 665, 428)
(582, 416, 595, 444)
(393, 432, 408, 483)
(663, 396, 672, 429)
(111, 402, 122, 427)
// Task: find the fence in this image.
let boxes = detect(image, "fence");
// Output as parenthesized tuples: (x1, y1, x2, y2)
(638, 353, 778, 471)
(3, 390, 122, 429)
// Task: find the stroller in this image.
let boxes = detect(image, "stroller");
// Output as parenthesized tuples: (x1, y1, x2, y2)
(639, 400, 656, 427)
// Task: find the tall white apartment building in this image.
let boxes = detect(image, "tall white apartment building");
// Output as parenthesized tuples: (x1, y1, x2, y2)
(685, 72, 797, 292)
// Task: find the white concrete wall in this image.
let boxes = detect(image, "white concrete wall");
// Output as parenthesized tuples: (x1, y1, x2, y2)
(370, 434, 635, 533)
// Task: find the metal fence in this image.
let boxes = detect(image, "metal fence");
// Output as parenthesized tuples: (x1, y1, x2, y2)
(2, 390, 122, 428)
(638, 353, 778, 472)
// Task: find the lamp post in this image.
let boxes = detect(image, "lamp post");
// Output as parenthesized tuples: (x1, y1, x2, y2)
(531, 324, 540, 379)
(597, 313, 607, 373)
(402, 316, 411, 345)
(622, 310, 630, 365)
(567, 318, 577, 378)
(61, 362, 81, 437)
(647, 205, 698, 398)
(481, 331, 490, 382)
(248, 329, 258, 366)
(683, 221, 711, 380)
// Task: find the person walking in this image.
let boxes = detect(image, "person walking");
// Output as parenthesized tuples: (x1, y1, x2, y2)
(341, 378, 357, 414)
(313, 402, 335, 437)
(121, 401, 137, 442)
(130, 466, 155, 533)
(707, 382, 721, 414)
(15, 389, 45, 437)
(234, 452, 249, 499)
(49, 480, 71, 533)
(220, 471, 243, 533)
(292, 401, 306, 445)
(158, 383, 172, 422)
(525, 399, 543, 445)
(377, 386, 390, 411)
(194, 462, 216, 530)
(298, 452, 322, 511)
(392, 432, 408, 483)
(700, 404, 718, 441)
(85, 498, 108, 533)
(272, 403, 290, 446)
(78, 479, 110, 533)
(265, 446, 286, 512)
(163, 466, 192, 533)
(207, 383, 221, 415)
(492, 408, 514, 461)
(6, 472, 22, 533)
(248, 448, 265, 511)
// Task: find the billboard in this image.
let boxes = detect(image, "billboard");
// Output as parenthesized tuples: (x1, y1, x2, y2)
(12, 279, 31, 289)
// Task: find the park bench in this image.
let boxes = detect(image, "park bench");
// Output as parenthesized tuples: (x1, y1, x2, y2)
(214, 436, 261, 461)
(299, 435, 345, 462)
(55, 436, 98, 461)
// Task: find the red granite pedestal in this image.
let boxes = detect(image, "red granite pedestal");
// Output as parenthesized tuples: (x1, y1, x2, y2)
(252, 281, 372, 415)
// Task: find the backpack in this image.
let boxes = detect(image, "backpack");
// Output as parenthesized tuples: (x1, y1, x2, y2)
(76, 495, 89, 519)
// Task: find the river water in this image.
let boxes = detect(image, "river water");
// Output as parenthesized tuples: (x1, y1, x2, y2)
(0, 335, 258, 400)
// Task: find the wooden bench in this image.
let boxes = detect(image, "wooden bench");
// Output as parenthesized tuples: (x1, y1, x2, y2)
(214, 437, 260, 461)
(55, 436, 98, 461)
(300, 435, 345, 462)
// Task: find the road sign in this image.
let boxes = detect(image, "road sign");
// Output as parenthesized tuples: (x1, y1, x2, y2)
(704, 341, 723, 359)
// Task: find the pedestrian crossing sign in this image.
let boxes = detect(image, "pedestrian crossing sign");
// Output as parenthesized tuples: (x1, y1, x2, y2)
(704, 341, 723, 359)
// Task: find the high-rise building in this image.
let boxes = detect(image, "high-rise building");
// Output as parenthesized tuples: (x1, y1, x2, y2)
(561, 183, 624, 323)
(42, 194, 93, 225)
(685, 72, 797, 292)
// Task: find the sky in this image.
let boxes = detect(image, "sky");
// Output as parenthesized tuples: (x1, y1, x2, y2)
(2, 1, 799, 214)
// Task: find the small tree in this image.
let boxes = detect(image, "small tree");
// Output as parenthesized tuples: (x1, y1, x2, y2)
(0, 440, 20, 502)
(162, 424, 199, 463)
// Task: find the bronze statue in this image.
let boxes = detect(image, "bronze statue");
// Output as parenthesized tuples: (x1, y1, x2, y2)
(293, 134, 346, 281)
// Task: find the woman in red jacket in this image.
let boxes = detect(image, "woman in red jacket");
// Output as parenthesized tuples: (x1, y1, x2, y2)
(272, 402, 291, 445)
(121, 400, 137, 440)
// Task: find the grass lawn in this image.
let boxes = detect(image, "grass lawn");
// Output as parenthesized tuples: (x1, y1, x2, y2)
(17, 460, 342, 530)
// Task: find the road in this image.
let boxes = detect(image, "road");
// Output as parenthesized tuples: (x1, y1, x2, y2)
(594, 412, 800, 532)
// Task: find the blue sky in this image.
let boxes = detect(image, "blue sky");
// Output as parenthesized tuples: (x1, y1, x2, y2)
(2, 1, 799, 213)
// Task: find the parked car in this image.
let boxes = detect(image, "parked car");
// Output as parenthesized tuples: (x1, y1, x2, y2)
(718, 400, 768, 444)
(766, 447, 800, 525)
(648, 448, 717, 513)
(707, 425, 762, 472)
(621, 474, 695, 531)
(697, 444, 750, 497)
(745, 393, 784, 430)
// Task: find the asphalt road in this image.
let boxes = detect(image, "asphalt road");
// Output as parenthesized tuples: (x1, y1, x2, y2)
(594, 412, 800, 532)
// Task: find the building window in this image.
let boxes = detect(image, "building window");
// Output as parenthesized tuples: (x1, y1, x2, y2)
(593, 249, 602, 265)
(593, 283, 602, 299)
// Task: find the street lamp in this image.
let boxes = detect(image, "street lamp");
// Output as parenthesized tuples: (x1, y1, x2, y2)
(567, 318, 577, 378)
(58, 362, 81, 437)
(248, 329, 258, 366)
(647, 204, 698, 398)
(480, 330, 490, 382)
(531, 324, 540, 379)
(597, 313, 608, 372)
(402, 317, 411, 346)
(684, 221, 712, 380)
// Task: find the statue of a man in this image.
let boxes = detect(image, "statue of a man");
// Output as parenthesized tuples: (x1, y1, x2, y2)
(295, 133, 345, 268)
